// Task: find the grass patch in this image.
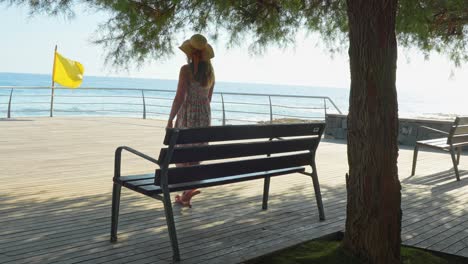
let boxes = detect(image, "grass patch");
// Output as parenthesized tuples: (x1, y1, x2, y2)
(246, 241, 465, 264)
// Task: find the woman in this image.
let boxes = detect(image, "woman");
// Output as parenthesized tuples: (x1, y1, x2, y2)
(167, 34, 215, 207)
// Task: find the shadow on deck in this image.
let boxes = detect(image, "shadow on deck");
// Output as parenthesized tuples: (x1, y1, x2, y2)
(0, 117, 467, 263)
(0, 180, 347, 264)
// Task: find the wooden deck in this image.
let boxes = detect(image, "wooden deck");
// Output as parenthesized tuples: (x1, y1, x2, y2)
(1, 117, 467, 264)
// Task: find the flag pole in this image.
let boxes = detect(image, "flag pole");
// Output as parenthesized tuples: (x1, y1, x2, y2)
(50, 45, 57, 117)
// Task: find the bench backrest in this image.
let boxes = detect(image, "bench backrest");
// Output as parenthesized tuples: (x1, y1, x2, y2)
(155, 123, 325, 186)
(447, 116, 468, 145)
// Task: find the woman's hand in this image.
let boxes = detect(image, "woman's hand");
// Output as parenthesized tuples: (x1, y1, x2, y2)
(167, 120, 173, 128)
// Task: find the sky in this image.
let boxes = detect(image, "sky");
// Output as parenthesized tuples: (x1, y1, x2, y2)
(1, 4, 468, 94)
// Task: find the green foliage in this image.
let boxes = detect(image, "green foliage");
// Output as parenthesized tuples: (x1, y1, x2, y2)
(398, 0, 468, 66)
(1, 0, 76, 17)
(246, 240, 463, 264)
(2, 0, 467, 67)
(246, 241, 362, 264)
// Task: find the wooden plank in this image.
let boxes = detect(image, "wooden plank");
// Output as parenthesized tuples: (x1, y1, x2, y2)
(163, 123, 325, 145)
(1, 179, 342, 264)
(417, 138, 449, 149)
(452, 125, 468, 135)
(1, 172, 460, 251)
(403, 214, 468, 246)
(456, 116, 468, 126)
(417, 138, 447, 145)
(449, 134, 468, 144)
(159, 137, 319, 164)
(142, 167, 305, 193)
(155, 153, 311, 185)
(0, 179, 460, 264)
(116, 174, 154, 183)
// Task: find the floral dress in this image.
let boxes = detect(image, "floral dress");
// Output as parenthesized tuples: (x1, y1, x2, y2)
(175, 80, 211, 129)
(173, 78, 212, 206)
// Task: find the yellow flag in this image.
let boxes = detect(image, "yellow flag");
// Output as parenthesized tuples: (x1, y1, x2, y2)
(53, 52, 84, 88)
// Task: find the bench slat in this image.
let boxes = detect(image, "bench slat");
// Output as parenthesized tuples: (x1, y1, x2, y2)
(417, 138, 446, 143)
(449, 134, 468, 144)
(452, 125, 468, 135)
(116, 174, 154, 183)
(416, 138, 449, 149)
(417, 137, 447, 145)
(456, 116, 468, 126)
(123, 178, 155, 186)
(164, 123, 324, 145)
(155, 153, 311, 185)
(159, 137, 319, 164)
(137, 167, 305, 195)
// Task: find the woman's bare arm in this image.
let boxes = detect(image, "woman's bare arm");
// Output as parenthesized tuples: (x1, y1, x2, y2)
(208, 80, 215, 102)
(167, 65, 189, 127)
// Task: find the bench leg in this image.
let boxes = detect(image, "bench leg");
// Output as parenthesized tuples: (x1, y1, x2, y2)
(457, 147, 461, 165)
(450, 149, 461, 181)
(411, 145, 419, 176)
(162, 191, 181, 261)
(311, 161, 325, 221)
(262, 177, 270, 210)
(110, 183, 121, 242)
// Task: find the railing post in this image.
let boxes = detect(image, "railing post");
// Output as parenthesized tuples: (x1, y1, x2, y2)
(7, 88, 13, 118)
(268, 96, 273, 124)
(49, 87, 55, 117)
(326, 97, 342, 114)
(141, 90, 146, 119)
(323, 98, 327, 118)
(221, 93, 226, 126)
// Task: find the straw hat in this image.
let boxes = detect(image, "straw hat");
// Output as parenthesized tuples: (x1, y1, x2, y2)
(179, 34, 215, 61)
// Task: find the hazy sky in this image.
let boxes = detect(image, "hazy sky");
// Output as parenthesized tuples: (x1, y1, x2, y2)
(1, 4, 467, 93)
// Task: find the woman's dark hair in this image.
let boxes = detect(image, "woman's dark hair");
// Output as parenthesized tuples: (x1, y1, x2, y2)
(189, 60, 215, 87)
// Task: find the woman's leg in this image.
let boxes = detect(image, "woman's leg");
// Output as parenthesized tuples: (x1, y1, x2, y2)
(174, 162, 201, 207)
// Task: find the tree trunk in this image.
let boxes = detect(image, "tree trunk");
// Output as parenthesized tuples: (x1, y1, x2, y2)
(343, 1, 402, 263)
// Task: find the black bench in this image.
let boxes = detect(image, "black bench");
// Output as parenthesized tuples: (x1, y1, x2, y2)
(110, 123, 326, 261)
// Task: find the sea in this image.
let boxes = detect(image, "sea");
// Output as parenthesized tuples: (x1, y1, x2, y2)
(0, 72, 464, 124)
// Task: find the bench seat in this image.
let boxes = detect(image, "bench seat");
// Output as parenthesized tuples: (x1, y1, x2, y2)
(416, 137, 451, 149)
(118, 167, 305, 196)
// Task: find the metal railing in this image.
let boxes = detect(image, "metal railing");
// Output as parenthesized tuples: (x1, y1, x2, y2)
(0, 86, 342, 124)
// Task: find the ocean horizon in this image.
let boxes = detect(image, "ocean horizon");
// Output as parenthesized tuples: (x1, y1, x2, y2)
(0, 72, 465, 122)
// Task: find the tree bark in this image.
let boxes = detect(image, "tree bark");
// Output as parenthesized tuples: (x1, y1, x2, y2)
(343, 1, 402, 263)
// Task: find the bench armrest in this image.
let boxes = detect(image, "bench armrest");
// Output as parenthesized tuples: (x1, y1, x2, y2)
(416, 126, 449, 141)
(419, 126, 449, 135)
(114, 146, 159, 179)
